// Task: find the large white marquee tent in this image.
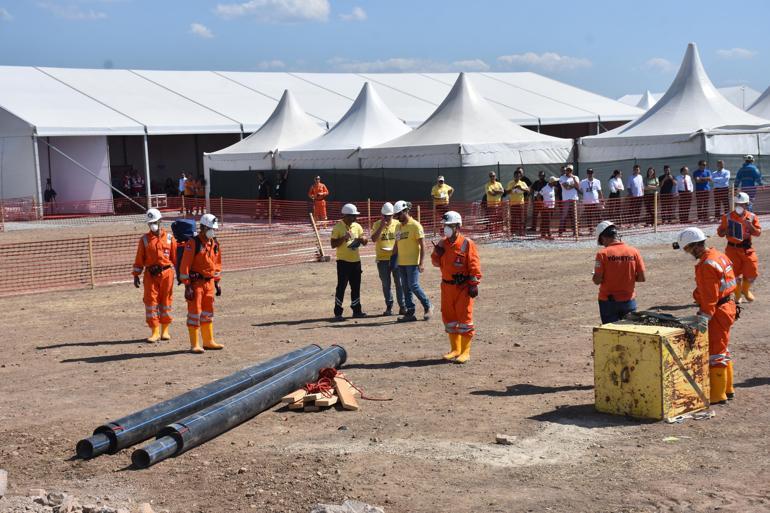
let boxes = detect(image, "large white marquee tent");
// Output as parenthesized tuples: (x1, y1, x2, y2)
(748, 86, 770, 120)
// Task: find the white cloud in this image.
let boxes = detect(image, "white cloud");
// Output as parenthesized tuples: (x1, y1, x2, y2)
(215, 0, 330, 23)
(339, 6, 366, 21)
(258, 59, 286, 70)
(497, 52, 591, 71)
(716, 47, 757, 60)
(0, 7, 13, 21)
(190, 22, 214, 38)
(644, 57, 676, 73)
(36, 1, 108, 20)
(328, 57, 442, 73)
(452, 59, 490, 72)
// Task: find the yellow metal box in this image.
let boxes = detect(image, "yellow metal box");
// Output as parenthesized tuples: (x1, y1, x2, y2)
(593, 322, 710, 421)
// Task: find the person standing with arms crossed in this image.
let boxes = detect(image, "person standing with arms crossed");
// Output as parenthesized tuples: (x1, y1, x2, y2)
(675, 227, 737, 404)
(505, 169, 529, 236)
(717, 192, 762, 303)
(592, 220, 646, 323)
(607, 169, 624, 226)
(580, 168, 603, 233)
(529, 171, 547, 232)
(393, 200, 433, 322)
(693, 160, 712, 221)
(676, 166, 694, 223)
(711, 160, 731, 219)
(558, 164, 579, 236)
(484, 171, 505, 233)
(371, 202, 405, 316)
(735, 155, 763, 205)
(330, 203, 368, 321)
(431, 175, 454, 217)
(431, 211, 481, 364)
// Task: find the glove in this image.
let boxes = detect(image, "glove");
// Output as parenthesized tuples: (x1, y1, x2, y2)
(468, 285, 478, 298)
(133, 276, 141, 288)
(215, 283, 222, 297)
(695, 314, 709, 333)
(184, 285, 194, 301)
(434, 244, 445, 257)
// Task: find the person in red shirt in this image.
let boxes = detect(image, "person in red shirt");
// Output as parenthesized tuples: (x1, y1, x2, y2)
(592, 221, 646, 324)
(676, 227, 738, 404)
(431, 211, 482, 363)
(132, 208, 177, 342)
(717, 192, 762, 303)
(179, 214, 223, 353)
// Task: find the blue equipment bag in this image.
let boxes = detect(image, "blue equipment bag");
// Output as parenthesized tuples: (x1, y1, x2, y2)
(171, 219, 197, 282)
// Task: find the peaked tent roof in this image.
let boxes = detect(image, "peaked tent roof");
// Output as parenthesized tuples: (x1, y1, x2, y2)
(204, 90, 325, 172)
(360, 72, 572, 168)
(747, 86, 770, 120)
(636, 90, 657, 110)
(581, 43, 769, 161)
(280, 82, 411, 169)
(618, 85, 761, 111)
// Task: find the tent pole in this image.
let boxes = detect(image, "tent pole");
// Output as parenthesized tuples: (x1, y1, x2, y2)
(203, 158, 211, 214)
(143, 133, 151, 209)
(32, 134, 44, 219)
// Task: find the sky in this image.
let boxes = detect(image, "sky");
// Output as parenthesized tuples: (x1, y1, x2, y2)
(0, 0, 768, 99)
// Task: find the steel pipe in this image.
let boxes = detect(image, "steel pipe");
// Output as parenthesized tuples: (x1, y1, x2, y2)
(76, 344, 322, 459)
(132, 345, 346, 468)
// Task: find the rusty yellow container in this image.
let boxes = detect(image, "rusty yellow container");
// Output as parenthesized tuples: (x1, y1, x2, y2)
(593, 322, 709, 421)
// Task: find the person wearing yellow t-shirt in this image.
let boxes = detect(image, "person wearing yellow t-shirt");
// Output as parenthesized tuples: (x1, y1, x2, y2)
(484, 171, 504, 233)
(392, 200, 433, 322)
(330, 203, 368, 321)
(506, 169, 530, 236)
(371, 202, 405, 316)
(431, 175, 454, 215)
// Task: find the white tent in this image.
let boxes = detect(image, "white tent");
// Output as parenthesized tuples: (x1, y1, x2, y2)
(580, 43, 769, 163)
(636, 90, 657, 111)
(748, 86, 770, 120)
(619, 85, 761, 111)
(360, 73, 573, 168)
(279, 82, 411, 169)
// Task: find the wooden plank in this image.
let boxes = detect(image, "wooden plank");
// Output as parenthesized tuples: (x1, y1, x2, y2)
(288, 400, 305, 410)
(315, 395, 338, 407)
(333, 377, 360, 411)
(303, 392, 330, 403)
(281, 389, 307, 404)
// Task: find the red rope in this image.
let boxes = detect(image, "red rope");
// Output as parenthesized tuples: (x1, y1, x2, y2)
(303, 368, 392, 402)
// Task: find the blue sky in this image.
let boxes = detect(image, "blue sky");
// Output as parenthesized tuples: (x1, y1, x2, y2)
(0, 0, 768, 98)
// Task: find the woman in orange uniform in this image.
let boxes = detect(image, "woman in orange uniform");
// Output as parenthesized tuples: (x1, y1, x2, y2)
(179, 214, 223, 354)
(717, 192, 762, 302)
(431, 211, 482, 364)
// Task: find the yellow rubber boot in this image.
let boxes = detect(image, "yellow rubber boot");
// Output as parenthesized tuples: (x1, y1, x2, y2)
(188, 326, 204, 354)
(201, 323, 224, 350)
(160, 323, 171, 341)
(726, 361, 735, 400)
(709, 367, 728, 404)
(734, 280, 743, 303)
(742, 280, 755, 302)
(455, 335, 472, 364)
(147, 325, 161, 343)
(443, 334, 462, 360)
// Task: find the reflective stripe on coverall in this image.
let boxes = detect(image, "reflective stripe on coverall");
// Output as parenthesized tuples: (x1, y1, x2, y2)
(308, 183, 329, 220)
(431, 234, 482, 336)
(693, 248, 737, 367)
(179, 234, 222, 328)
(133, 231, 176, 327)
(718, 211, 762, 281)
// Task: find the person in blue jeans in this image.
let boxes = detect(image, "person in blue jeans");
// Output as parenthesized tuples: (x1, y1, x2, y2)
(371, 202, 405, 316)
(692, 159, 712, 222)
(392, 200, 433, 322)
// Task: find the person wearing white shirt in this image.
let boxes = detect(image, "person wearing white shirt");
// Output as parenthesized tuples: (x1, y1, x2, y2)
(580, 168, 604, 232)
(676, 166, 694, 222)
(537, 176, 559, 238)
(607, 169, 624, 226)
(558, 165, 580, 236)
(712, 160, 731, 218)
(626, 165, 644, 225)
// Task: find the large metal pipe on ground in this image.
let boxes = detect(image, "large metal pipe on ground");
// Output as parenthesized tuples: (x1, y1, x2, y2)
(76, 344, 322, 459)
(132, 345, 347, 468)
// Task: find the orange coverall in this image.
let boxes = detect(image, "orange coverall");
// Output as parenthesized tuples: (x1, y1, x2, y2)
(431, 234, 482, 337)
(717, 210, 762, 282)
(179, 234, 222, 328)
(308, 182, 329, 220)
(132, 231, 177, 328)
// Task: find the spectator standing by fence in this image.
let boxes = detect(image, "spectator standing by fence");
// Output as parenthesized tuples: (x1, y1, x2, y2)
(608, 169, 624, 226)
(736, 155, 763, 204)
(308, 175, 329, 221)
(371, 202, 405, 316)
(538, 176, 559, 238)
(643, 167, 659, 226)
(506, 169, 529, 236)
(43, 179, 57, 215)
(132, 171, 145, 198)
(659, 165, 677, 223)
(122, 171, 133, 197)
(677, 166, 694, 222)
(558, 164, 579, 237)
(484, 171, 504, 233)
(530, 170, 547, 232)
(178, 172, 187, 198)
(712, 160, 731, 219)
(431, 175, 454, 216)
(626, 165, 644, 226)
(693, 160, 712, 221)
(580, 168, 603, 233)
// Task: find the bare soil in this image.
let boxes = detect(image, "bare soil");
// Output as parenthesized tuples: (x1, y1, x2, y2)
(1, 234, 769, 513)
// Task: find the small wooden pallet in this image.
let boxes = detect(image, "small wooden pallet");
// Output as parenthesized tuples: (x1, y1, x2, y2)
(280, 373, 361, 412)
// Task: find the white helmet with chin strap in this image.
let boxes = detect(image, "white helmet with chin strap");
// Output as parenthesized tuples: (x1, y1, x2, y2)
(200, 213, 219, 230)
(146, 208, 162, 223)
(675, 227, 706, 250)
(442, 211, 462, 225)
(393, 200, 410, 214)
(734, 192, 750, 205)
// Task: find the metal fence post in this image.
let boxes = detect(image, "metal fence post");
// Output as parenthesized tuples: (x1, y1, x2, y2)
(654, 192, 659, 233)
(181, 194, 186, 218)
(729, 185, 735, 212)
(432, 204, 437, 235)
(367, 198, 372, 232)
(417, 204, 421, 223)
(268, 197, 272, 226)
(87, 235, 96, 289)
(573, 201, 579, 242)
(220, 197, 224, 226)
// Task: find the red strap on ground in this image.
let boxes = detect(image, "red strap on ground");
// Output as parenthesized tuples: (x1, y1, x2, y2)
(303, 368, 392, 402)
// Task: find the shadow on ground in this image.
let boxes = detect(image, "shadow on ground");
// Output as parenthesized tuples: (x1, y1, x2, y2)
(343, 358, 448, 370)
(471, 383, 593, 397)
(38, 338, 147, 350)
(61, 350, 189, 364)
(528, 403, 655, 428)
(735, 376, 770, 389)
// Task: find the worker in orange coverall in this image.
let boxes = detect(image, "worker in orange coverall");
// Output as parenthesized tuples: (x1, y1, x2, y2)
(179, 213, 223, 354)
(717, 192, 762, 303)
(132, 208, 177, 343)
(676, 227, 737, 404)
(431, 210, 482, 364)
(308, 175, 329, 221)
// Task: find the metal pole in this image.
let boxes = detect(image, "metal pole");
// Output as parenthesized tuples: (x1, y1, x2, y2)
(653, 192, 659, 233)
(729, 184, 735, 212)
(573, 201, 579, 242)
(87, 235, 96, 289)
(143, 133, 152, 209)
(432, 204, 437, 236)
(268, 197, 272, 226)
(220, 196, 224, 226)
(32, 134, 44, 219)
(416, 204, 421, 224)
(367, 198, 372, 232)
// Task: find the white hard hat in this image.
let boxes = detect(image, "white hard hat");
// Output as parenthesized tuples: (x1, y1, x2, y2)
(735, 192, 750, 204)
(442, 210, 462, 226)
(393, 200, 410, 214)
(341, 203, 360, 216)
(200, 213, 219, 229)
(381, 202, 394, 215)
(676, 227, 707, 250)
(595, 220, 615, 240)
(437, 175, 445, 181)
(146, 208, 162, 223)
(745, 154, 754, 161)
(566, 164, 574, 171)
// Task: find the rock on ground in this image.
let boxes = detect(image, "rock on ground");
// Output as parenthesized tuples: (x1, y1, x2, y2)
(311, 499, 385, 513)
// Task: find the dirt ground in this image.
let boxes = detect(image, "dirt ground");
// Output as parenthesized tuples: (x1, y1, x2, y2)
(1, 232, 769, 513)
